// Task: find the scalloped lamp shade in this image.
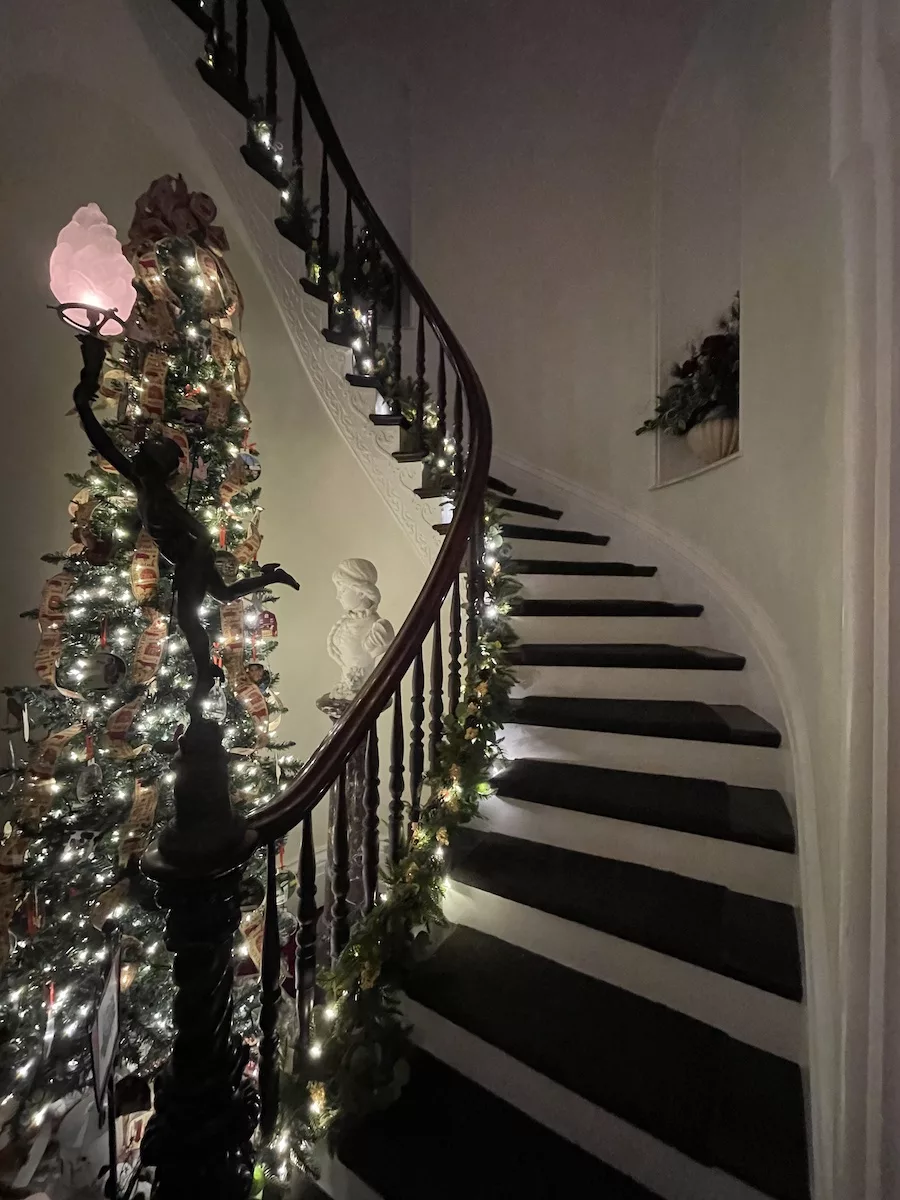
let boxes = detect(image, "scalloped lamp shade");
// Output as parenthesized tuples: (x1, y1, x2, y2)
(49, 203, 136, 334)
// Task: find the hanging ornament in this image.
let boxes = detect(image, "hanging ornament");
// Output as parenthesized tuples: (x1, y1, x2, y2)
(234, 518, 262, 566)
(80, 650, 127, 693)
(244, 661, 271, 692)
(65, 829, 101, 856)
(76, 763, 103, 801)
(266, 689, 284, 735)
(206, 679, 228, 723)
(256, 610, 278, 640)
(215, 550, 239, 585)
(130, 611, 168, 685)
(138, 350, 168, 421)
(131, 530, 159, 603)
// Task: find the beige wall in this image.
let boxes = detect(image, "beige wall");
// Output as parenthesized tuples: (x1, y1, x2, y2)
(0, 0, 423, 766)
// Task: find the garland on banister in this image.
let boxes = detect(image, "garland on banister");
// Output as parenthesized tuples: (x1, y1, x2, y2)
(258, 502, 520, 1189)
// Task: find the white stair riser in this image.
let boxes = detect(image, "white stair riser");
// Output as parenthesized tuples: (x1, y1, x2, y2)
(515, 573, 662, 600)
(510, 614, 705, 643)
(504, 536, 612, 561)
(443, 882, 802, 1062)
(474, 793, 797, 905)
(405, 997, 778, 1200)
(501, 723, 784, 790)
(512, 664, 743, 703)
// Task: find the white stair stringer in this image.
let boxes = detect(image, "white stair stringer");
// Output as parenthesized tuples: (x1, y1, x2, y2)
(403, 995, 775, 1200)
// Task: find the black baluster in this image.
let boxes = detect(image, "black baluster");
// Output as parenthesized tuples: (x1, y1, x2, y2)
(414, 308, 426, 452)
(429, 611, 444, 772)
(342, 193, 356, 308)
(239, 21, 287, 188)
(370, 295, 379, 365)
(388, 688, 405, 862)
(467, 513, 483, 660)
(258, 841, 281, 1139)
(391, 274, 402, 410)
(409, 648, 425, 830)
(453, 375, 464, 489)
(295, 815, 317, 1049)
(274, 84, 310, 250)
(436, 345, 447, 449)
(316, 153, 332, 308)
(197, 0, 252, 117)
(363, 725, 380, 912)
(448, 573, 462, 717)
(330, 768, 350, 961)
(235, 0, 247, 85)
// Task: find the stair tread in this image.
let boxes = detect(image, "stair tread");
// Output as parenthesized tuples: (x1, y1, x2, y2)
(407, 927, 809, 1200)
(495, 495, 564, 520)
(487, 474, 517, 496)
(509, 696, 781, 746)
(338, 1047, 659, 1199)
(513, 598, 702, 616)
(514, 643, 746, 670)
(502, 522, 610, 544)
(451, 827, 801, 998)
(510, 559, 658, 576)
(494, 758, 796, 852)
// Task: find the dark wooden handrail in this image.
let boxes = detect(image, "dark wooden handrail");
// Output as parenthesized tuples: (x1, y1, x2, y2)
(239, 0, 492, 843)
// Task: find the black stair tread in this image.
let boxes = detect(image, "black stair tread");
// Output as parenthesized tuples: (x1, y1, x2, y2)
(438, 522, 611, 545)
(394, 448, 429, 463)
(322, 327, 356, 347)
(502, 522, 610, 544)
(513, 597, 702, 616)
(451, 827, 801, 998)
(514, 643, 746, 670)
(487, 474, 517, 495)
(346, 372, 384, 391)
(495, 495, 564, 520)
(369, 412, 409, 428)
(299, 277, 331, 303)
(510, 558, 658, 576)
(338, 1047, 659, 1199)
(407, 928, 809, 1200)
(494, 758, 796, 852)
(509, 696, 781, 747)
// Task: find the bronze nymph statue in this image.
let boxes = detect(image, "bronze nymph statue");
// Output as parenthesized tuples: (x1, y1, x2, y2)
(72, 335, 298, 722)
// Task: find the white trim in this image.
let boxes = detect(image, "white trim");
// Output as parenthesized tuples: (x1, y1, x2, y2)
(493, 445, 830, 1196)
(649, 449, 742, 490)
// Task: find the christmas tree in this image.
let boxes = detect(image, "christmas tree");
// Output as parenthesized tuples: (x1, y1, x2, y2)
(0, 176, 299, 1136)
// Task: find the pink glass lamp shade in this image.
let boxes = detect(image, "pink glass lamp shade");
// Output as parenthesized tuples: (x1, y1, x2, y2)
(49, 203, 136, 335)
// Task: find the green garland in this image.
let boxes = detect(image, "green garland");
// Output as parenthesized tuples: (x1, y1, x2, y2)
(258, 502, 519, 1188)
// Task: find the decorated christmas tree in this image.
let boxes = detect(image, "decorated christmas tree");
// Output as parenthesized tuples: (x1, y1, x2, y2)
(0, 176, 299, 1138)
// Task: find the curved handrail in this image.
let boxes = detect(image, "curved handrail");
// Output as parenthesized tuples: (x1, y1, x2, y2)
(239, 0, 492, 843)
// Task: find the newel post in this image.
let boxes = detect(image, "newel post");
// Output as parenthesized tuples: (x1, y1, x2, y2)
(139, 720, 259, 1198)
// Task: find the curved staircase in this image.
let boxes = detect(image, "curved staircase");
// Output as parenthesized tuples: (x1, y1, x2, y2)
(157, 5, 808, 1198)
(339, 490, 807, 1200)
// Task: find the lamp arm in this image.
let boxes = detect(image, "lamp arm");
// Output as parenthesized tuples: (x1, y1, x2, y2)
(73, 335, 136, 483)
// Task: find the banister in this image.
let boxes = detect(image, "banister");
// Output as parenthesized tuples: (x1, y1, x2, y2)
(239, 0, 492, 843)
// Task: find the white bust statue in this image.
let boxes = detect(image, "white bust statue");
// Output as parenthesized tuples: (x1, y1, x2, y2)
(325, 559, 395, 701)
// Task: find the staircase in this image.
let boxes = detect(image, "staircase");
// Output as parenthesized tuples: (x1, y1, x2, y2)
(338, 491, 808, 1200)
(156, 4, 807, 1198)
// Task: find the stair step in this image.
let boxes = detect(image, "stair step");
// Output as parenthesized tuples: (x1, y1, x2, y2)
(300, 277, 331, 303)
(514, 598, 702, 617)
(510, 559, 657, 576)
(407, 927, 809, 1200)
(514, 643, 745, 670)
(440, 522, 611, 544)
(415, 482, 455, 499)
(451, 827, 800, 998)
(494, 495, 564, 520)
(239, 140, 288, 190)
(346, 372, 384, 392)
(394, 447, 429, 464)
(488, 474, 517, 496)
(509, 696, 781, 747)
(322, 327, 356, 348)
(494, 758, 795, 852)
(338, 1047, 658, 1199)
(369, 411, 408, 428)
